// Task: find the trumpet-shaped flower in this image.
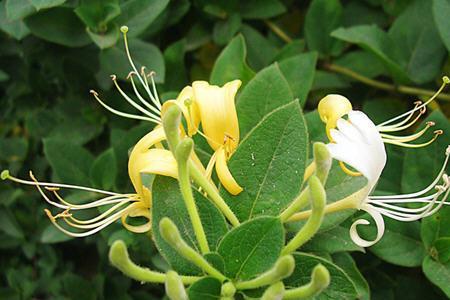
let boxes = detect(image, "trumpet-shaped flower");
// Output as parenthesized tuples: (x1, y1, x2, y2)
(318, 77, 450, 247)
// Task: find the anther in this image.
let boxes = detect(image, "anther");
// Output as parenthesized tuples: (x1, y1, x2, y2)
(443, 76, 450, 84)
(148, 71, 156, 78)
(90, 90, 98, 96)
(126, 71, 137, 79)
(45, 187, 60, 192)
(120, 26, 128, 33)
(110, 75, 117, 81)
(414, 100, 422, 106)
(434, 130, 444, 135)
(426, 121, 435, 127)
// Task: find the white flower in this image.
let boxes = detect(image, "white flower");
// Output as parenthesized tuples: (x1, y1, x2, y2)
(327, 109, 450, 247)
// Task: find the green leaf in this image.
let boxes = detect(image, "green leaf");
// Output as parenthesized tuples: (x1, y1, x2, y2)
(213, 14, 241, 46)
(43, 138, 95, 186)
(279, 52, 318, 105)
(217, 216, 284, 280)
(30, 0, 66, 10)
(402, 111, 450, 193)
(303, 225, 363, 253)
(163, 39, 188, 91)
(116, 0, 169, 37)
(433, 0, 450, 51)
(188, 277, 221, 300)
(6, 0, 35, 21)
(388, 0, 446, 84)
(25, 7, 91, 47)
(74, 0, 120, 30)
(334, 50, 386, 79)
(422, 256, 450, 297)
(331, 25, 411, 83)
(151, 176, 229, 275)
(305, 0, 344, 57)
(236, 63, 293, 137)
(210, 35, 255, 86)
(358, 218, 426, 267)
(285, 253, 358, 300)
(332, 252, 370, 300)
(41, 225, 73, 243)
(239, 0, 286, 19)
(87, 24, 120, 49)
(421, 207, 450, 250)
(0, 209, 24, 239)
(223, 101, 308, 221)
(241, 24, 278, 71)
(89, 148, 117, 190)
(100, 38, 165, 83)
(0, 2, 29, 40)
(434, 238, 450, 263)
(273, 39, 306, 61)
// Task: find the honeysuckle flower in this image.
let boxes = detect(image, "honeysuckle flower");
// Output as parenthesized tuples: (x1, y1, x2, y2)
(317, 77, 450, 247)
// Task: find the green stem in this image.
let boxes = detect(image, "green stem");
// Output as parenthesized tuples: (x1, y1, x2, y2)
(280, 189, 309, 223)
(283, 264, 330, 299)
(235, 255, 294, 290)
(159, 218, 227, 281)
(189, 162, 240, 227)
(109, 240, 200, 285)
(176, 138, 210, 254)
(264, 22, 450, 102)
(282, 176, 326, 255)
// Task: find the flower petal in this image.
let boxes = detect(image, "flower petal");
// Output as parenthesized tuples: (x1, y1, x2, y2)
(216, 147, 243, 195)
(349, 203, 385, 247)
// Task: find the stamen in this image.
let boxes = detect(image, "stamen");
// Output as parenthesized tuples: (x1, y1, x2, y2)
(377, 77, 449, 127)
(380, 121, 435, 142)
(147, 71, 162, 110)
(378, 106, 426, 132)
(383, 130, 442, 148)
(127, 71, 162, 116)
(372, 147, 450, 200)
(120, 26, 161, 110)
(62, 205, 132, 229)
(377, 101, 422, 131)
(140, 67, 161, 109)
(90, 90, 159, 123)
(45, 208, 124, 237)
(67, 200, 131, 224)
(111, 75, 162, 121)
(339, 161, 362, 177)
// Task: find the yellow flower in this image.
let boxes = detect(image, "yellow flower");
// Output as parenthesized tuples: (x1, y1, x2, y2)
(191, 80, 243, 195)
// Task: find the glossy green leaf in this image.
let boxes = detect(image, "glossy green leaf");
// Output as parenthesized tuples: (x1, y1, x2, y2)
(421, 207, 450, 251)
(217, 216, 284, 280)
(334, 50, 386, 79)
(241, 24, 277, 71)
(433, 0, 450, 51)
(423, 256, 450, 297)
(303, 225, 363, 253)
(213, 14, 241, 46)
(43, 138, 95, 186)
(163, 39, 188, 91)
(188, 277, 221, 300)
(5, 0, 35, 21)
(116, 0, 169, 37)
(239, 0, 286, 19)
(210, 35, 255, 86)
(74, 0, 120, 30)
(434, 238, 450, 263)
(89, 148, 117, 190)
(87, 25, 120, 49)
(331, 25, 410, 83)
(30, 0, 66, 10)
(223, 101, 308, 221)
(305, 0, 344, 57)
(0, 209, 24, 239)
(0, 2, 29, 39)
(40, 225, 73, 243)
(285, 253, 358, 300)
(236, 63, 293, 137)
(279, 52, 318, 105)
(151, 176, 229, 275)
(25, 7, 91, 47)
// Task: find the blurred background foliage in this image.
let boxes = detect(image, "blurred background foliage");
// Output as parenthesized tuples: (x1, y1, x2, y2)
(1, 0, 450, 299)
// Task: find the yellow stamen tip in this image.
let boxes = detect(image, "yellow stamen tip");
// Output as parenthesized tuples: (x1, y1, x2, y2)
(110, 74, 117, 81)
(120, 26, 128, 33)
(426, 121, 435, 127)
(434, 130, 443, 135)
(1, 170, 10, 180)
(44, 209, 55, 220)
(90, 89, 98, 96)
(443, 76, 450, 84)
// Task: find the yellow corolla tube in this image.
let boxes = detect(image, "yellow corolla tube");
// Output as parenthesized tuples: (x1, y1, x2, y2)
(318, 94, 353, 141)
(191, 80, 243, 195)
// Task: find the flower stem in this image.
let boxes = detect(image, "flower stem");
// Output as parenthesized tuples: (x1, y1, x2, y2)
(282, 176, 326, 255)
(283, 264, 330, 299)
(109, 240, 200, 284)
(159, 217, 227, 281)
(175, 138, 210, 254)
(189, 162, 240, 227)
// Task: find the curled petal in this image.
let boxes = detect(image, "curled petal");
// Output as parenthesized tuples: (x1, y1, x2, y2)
(121, 202, 152, 233)
(216, 147, 243, 195)
(349, 204, 385, 247)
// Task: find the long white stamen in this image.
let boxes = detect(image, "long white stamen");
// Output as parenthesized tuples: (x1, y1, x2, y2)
(61, 205, 132, 229)
(148, 71, 162, 110)
(90, 90, 159, 123)
(45, 208, 126, 237)
(67, 200, 131, 224)
(111, 75, 161, 120)
(380, 122, 434, 142)
(127, 71, 162, 116)
(383, 130, 442, 148)
(372, 149, 450, 200)
(377, 101, 423, 131)
(377, 78, 449, 127)
(120, 26, 161, 109)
